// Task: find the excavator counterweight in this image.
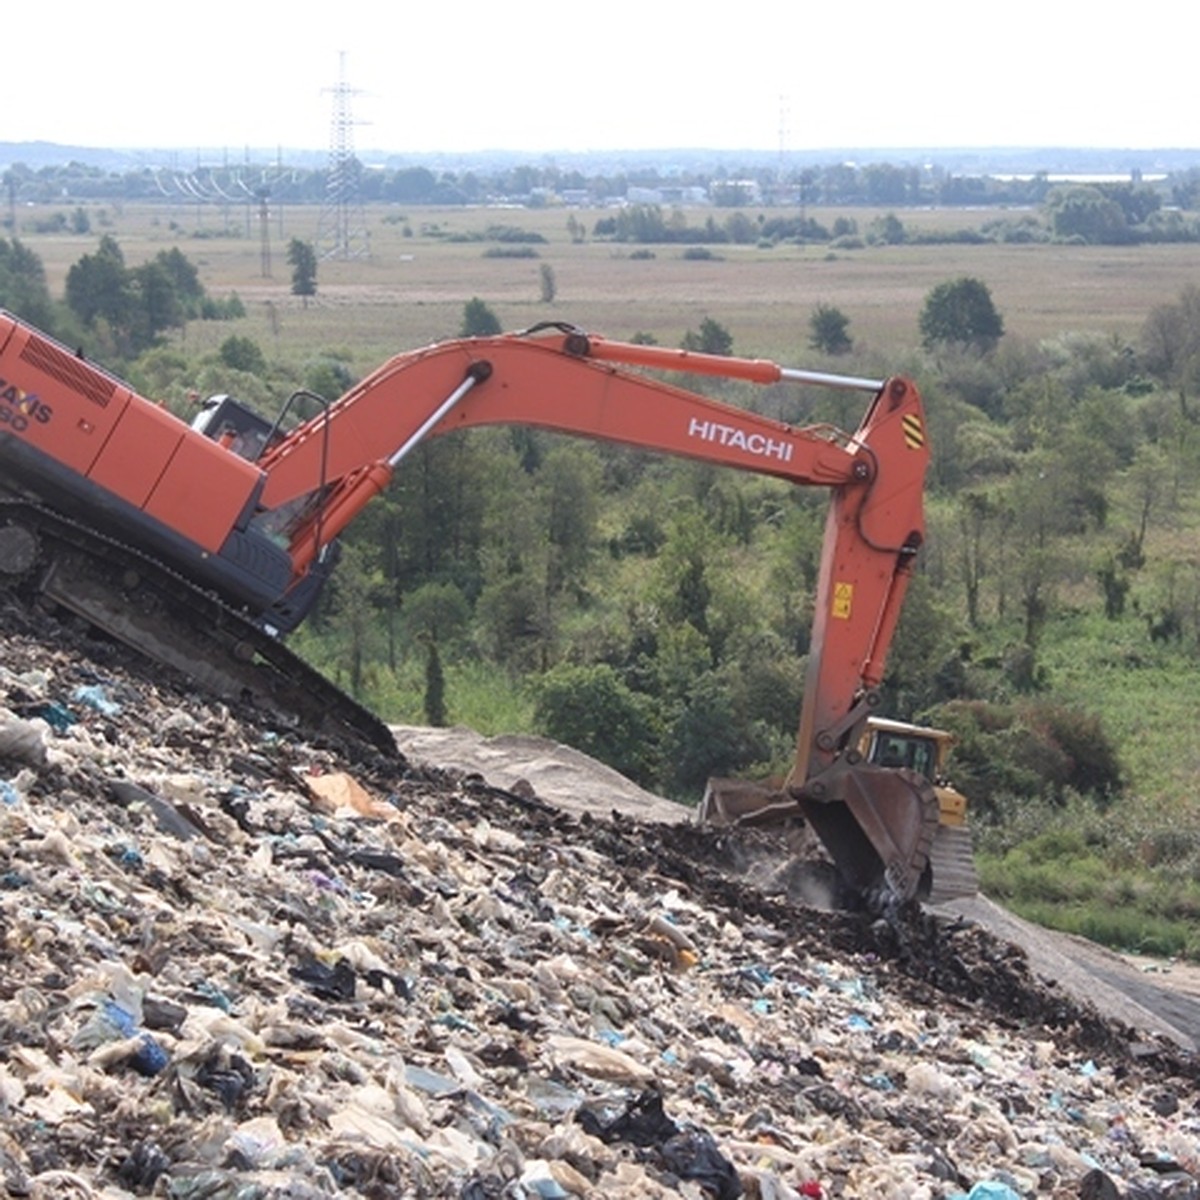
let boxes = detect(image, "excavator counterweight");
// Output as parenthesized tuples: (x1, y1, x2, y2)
(0, 310, 966, 903)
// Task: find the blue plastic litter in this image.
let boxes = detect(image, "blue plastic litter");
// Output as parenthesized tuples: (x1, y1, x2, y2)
(31, 701, 76, 732)
(103, 999, 138, 1037)
(948, 1182, 1023, 1200)
(130, 1034, 170, 1076)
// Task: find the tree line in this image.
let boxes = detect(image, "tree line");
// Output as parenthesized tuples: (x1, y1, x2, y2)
(6, 157, 1200, 229)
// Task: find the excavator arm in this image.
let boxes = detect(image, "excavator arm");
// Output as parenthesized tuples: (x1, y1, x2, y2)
(253, 323, 936, 899)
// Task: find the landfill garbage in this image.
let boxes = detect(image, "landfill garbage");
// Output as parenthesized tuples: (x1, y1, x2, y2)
(0, 609, 1198, 1199)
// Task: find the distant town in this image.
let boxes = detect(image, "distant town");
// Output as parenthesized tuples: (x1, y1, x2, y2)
(4, 142, 1200, 213)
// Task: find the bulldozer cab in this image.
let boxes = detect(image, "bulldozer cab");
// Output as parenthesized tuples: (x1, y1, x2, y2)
(862, 717, 968, 830)
(861, 717, 948, 782)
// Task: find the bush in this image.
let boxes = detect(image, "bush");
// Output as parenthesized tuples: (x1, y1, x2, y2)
(533, 664, 659, 786)
(485, 225, 547, 244)
(927, 697, 1122, 818)
(460, 297, 502, 337)
(219, 335, 266, 375)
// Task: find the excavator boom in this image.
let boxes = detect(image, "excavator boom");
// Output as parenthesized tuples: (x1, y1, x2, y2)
(0, 312, 944, 901)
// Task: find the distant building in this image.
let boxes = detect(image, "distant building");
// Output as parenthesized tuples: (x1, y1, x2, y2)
(625, 184, 708, 206)
(709, 179, 762, 205)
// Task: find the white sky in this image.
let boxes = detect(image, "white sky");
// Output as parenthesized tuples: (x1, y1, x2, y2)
(5, 1, 1195, 156)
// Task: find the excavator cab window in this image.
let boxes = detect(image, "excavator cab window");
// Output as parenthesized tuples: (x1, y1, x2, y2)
(192, 395, 275, 461)
(869, 733, 937, 781)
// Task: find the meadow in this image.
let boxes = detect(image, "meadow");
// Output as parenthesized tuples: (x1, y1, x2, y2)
(19, 199, 1200, 374)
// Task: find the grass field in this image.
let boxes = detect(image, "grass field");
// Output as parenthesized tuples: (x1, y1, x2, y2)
(16, 200, 1200, 375)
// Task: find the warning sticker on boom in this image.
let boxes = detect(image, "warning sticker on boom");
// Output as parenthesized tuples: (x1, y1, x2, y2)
(832, 581, 853, 619)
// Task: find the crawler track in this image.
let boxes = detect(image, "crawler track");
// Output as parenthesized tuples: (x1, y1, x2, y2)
(0, 497, 397, 757)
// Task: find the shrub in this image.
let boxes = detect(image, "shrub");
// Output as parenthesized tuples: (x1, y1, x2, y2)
(460, 297, 502, 337)
(927, 697, 1122, 818)
(533, 664, 659, 786)
(219, 335, 266, 375)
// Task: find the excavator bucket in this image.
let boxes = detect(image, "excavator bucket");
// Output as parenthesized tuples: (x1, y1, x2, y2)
(797, 765, 940, 901)
(701, 764, 944, 904)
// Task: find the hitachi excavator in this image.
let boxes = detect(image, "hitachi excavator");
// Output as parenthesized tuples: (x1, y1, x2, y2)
(0, 309, 972, 903)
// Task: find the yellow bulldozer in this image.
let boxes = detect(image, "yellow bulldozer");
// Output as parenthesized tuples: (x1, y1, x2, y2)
(701, 716, 977, 904)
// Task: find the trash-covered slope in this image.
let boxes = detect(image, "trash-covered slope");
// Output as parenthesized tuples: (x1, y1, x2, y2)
(1, 611, 1198, 1200)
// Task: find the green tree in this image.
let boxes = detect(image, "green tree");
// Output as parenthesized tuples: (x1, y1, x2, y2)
(681, 316, 733, 356)
(321, 541, 384, 698)
(476, 572, 551, 670)
(808, 302, 852, 355)
(154, 247, 205, 316)
(460, 296, 502, 336)
(302, 357, 354, 401)
(1045, 185, 1129, 244)
(396, 581, 469, 727)
(1141, 285, 1200, 418)
(869, 212, 906, 244)
(919, 276, 1005, 353)
(63, 236, 204, 354)
(219, 335, 267, 374)
(400, 580, 471, 648)
(660, 670, 773, 797)
(65, 234, 130, 330)
(539, 444, 601, 593)
(533, 663, 659, 785)
(0, 237, 55, 329)
(616, 204, 668, 243)
(130, 259, 184, 343)
(287, 238, 317, 304)
(424, 641, 447, 725)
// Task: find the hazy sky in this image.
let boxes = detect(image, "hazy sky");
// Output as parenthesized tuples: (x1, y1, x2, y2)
(6, 1, 1194, 156)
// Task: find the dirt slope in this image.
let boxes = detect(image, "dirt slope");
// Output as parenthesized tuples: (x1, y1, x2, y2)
(391, 725, 691, 824)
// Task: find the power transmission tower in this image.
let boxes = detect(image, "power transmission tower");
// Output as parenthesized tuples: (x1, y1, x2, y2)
(259, 193, 272, 278)
(316, 52, 370, 261)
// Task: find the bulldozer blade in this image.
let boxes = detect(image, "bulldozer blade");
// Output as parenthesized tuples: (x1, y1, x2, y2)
(799, 766, 940, 902)
(698, 778, 792, 825)
(925, 823, 979, 903)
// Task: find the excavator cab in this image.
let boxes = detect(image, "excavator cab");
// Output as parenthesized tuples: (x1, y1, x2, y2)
(190, 395, 275, 460)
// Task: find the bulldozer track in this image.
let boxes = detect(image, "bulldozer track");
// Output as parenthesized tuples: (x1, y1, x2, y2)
(0, 497, 397, 757)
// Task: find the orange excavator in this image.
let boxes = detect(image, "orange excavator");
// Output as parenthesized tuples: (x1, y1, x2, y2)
(0, 311, 958, 902)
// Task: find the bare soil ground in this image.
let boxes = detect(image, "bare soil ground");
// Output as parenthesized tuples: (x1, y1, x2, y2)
(393, 722, 1200, 1052)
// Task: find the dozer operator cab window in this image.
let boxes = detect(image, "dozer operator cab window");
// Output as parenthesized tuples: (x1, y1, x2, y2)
(870, 733, 936, 781)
